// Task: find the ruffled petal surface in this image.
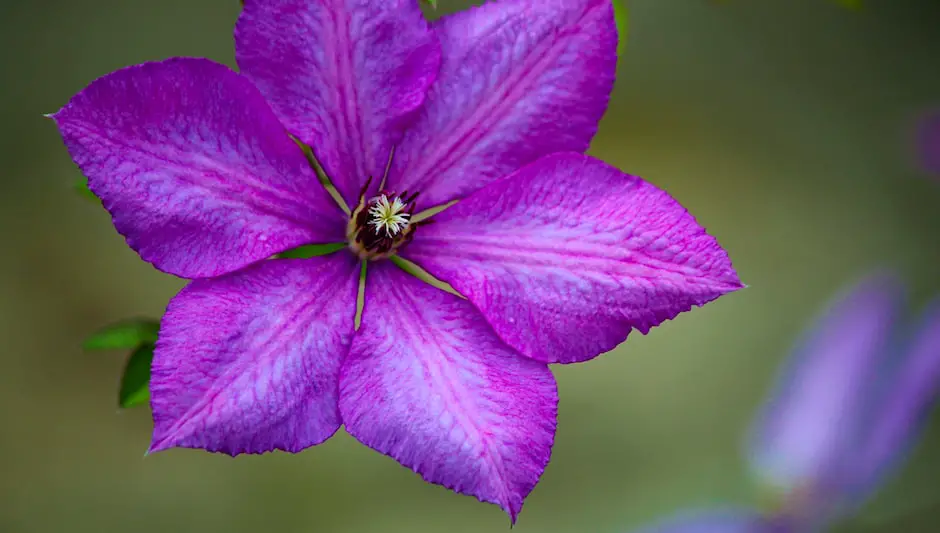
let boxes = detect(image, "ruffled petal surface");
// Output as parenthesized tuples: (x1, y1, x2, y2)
(631, 509, 768, 533)
(749, 275, 904, 494)
(339, 262, 557, 522)
(850, 300, 940, 499)
(51, 58, 346, 279)
(386, 0, 618, 206)
(404, 153, 741, 364)
(236, 0, 441, 204)
(149, 254, 360, 456)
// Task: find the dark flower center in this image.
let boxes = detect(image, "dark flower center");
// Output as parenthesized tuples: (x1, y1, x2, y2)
(347, 187, 419, 260)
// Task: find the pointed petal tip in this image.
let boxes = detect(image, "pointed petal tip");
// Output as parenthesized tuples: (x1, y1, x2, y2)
(146, 434, 174, 456)
(405, 153, 744, 364)
(341, 263, 555, 524)
(54, 57, 347, 278)
(148, 257, 356, 457)
(720, 275, 746, 293)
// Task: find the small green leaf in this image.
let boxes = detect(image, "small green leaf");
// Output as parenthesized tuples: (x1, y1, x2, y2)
(421, 0, 437, 8)
(119, 344, 154, 408)
(83, 319, 160, 350)
(74, 176, 99, 201)
(613, 0, 628, 55)
(277, 242, 346, 259)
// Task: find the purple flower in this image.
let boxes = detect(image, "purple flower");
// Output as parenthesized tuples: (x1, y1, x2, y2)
(50, 0, 741, 520)
(917, 110, 940, 175)
(631, 275, 940, 532)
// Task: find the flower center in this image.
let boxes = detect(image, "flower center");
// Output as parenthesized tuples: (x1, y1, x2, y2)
(368, 195, 411, 236)
(347, 189, 419, 260)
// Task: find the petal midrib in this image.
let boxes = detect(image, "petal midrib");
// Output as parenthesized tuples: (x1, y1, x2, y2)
(326, 1, 370, 190)
(67, 122, 327, 228)
(387, 280, 514, 505)
(153, 281, 339, 448)
(416, 233, 720, 281)
(405, 5, 602, 194)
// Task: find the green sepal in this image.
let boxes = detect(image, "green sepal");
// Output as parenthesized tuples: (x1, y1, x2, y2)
(277, 242, 347, 259)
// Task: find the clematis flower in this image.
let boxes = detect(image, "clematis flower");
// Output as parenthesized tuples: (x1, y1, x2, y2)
(50, 0, 740, 520)
(917, 110, 940, 176)
(630, 275, 940, 532)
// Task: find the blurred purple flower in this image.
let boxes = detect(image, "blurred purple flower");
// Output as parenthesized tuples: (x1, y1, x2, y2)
(49, 0, 741, 520)
(918, 110, 940, 175)
(632, 275, 940, 532)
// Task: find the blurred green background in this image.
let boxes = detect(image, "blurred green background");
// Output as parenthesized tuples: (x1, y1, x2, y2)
(2, 0, 939, 531)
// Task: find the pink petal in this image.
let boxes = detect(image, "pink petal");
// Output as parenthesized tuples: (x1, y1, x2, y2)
(404, 153, 741, 364)
(386, 0, 618, 207)
(51, 58, 346, 279)
(149, 254, 359, 456)
(236, 0, 441, 205)
(339, 261, 557, 522)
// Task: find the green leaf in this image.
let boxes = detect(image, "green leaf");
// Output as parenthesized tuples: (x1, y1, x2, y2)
(277, 242, 346, 259)
(613, 0, 628, 55)
(421, 0, 437, 8)
(119, 344, 153, 408)
(83, 319, 160, 350)
(74, 175, 99, 201)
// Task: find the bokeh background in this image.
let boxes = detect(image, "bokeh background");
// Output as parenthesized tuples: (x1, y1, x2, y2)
(2, 0, 939, 531)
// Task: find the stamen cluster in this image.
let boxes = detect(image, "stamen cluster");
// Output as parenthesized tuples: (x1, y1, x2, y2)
(367, 195, 411, 237)
(347, 183, 419, 260)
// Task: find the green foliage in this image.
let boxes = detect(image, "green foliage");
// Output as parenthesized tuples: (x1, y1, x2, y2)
(613, 0, 628, 55)
(74, 176, 99, 202)
(83, 319, 159, 350)
(84, 319, 160, 409)
(421, 0, 437, 7)
(119, 344, 154, 408)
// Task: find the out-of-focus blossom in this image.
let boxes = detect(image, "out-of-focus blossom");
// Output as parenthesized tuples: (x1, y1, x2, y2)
(917, 110, 940, 175)
(632, 275, 940, 532)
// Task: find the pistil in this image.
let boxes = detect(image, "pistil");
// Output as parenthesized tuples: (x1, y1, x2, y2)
(347, 179, 419, 260)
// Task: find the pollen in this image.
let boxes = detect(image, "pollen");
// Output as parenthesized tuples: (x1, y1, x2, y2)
(368, 195, 411, 236)
(347, 187, 420, 260)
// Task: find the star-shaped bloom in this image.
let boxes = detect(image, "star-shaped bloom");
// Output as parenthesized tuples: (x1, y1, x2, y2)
(630, 275, 940, 532)
(51, 0, 741, 520)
